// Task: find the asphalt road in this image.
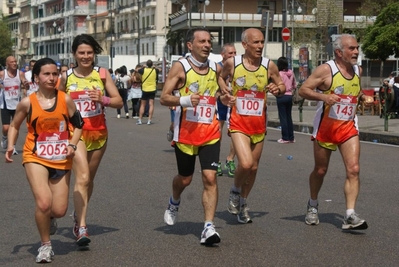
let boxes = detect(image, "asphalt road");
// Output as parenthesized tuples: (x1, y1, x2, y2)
(1, 100, 398, 266)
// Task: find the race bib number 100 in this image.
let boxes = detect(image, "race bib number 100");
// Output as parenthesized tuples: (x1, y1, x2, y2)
(328, 94, 357, 121)
(236, 90, 265, 116)
(70, 91, 102, 118)
(186, 96, 216, 124)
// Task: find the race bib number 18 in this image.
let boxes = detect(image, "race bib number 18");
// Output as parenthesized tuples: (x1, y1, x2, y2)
(328, 94, 357, 121)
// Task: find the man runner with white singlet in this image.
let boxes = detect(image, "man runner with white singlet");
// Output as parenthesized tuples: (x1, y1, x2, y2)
(299, 34, 369, 230)
(0, 56, 30, 154)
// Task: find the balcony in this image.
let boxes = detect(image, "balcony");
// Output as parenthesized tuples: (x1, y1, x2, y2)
(118, 2, 137, 14)
(170, 12, 377, 31)
(6, 0, 16, 8)
(144, 0, 157, 8)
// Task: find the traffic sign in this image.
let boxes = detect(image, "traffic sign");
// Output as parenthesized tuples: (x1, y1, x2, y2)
(282, 27, 290, 42)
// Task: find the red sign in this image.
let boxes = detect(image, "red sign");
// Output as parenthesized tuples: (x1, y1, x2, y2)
(282, 27, 290, 42)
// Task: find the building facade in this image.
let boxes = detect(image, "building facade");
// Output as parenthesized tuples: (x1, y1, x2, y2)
(3, 0, 397, 86)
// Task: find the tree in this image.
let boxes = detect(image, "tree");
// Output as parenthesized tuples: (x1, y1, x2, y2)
(0, 14, 13, 66)
(361, 2, 399, 81)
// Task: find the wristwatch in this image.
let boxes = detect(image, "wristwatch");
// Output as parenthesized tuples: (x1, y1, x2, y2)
(68, 144, 77, 151)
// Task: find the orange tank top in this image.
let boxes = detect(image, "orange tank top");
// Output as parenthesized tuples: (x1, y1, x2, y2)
(174, 59, 220, 146)
(23, 90, 72, 170)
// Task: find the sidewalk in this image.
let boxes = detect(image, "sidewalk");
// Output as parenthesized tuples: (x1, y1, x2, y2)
(266, 94, 399, 145)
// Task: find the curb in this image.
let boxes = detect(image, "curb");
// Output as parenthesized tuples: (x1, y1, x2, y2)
(267, 120, 399, 145)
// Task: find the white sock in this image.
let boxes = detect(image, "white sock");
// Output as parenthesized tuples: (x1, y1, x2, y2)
(346, 209, 355, 217)
(240, 197, 247, 206)
(204, 221, 213, 228)
(232, 185, 241, 193)
(309, 198, 318, 207)
(170, 196, 180, 205)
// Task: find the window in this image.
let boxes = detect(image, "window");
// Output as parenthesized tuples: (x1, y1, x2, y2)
(257, 1, 275, 14)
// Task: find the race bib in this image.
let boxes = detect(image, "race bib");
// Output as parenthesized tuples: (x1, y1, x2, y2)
(36, 131, 69, 160)
(328, 95, 357, 121)
(4, 85, 20, 100)
(236, 90, 265, 116)
(70, 91, 102, 118)
(186, 96, 216, 124)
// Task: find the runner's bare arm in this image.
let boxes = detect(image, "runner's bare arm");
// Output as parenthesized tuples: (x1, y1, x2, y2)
(219, 57, 234, 94)
(268, 61, 286, 96)
(160, 62, 186, 107)
(299, 63, 340, 105)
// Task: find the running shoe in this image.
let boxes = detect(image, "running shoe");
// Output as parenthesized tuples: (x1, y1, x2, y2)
(227, 190, 240, 215)
(147, 120, 152, 125)
(71, 211, 79, 237)
(12, 147, 18, 155)
(164, 202, 179, 225)
(237, 204, 252, 224)
(49, 217, 57, 235)
(217, 162, 223, 176)
(133, 116, 139, 119)
(277, 139, 290, 144)
(136, 119, 142, 125)
(126, 113, 129, 119)
(117, 114, 120, 119)
(1, 136, 7, 149)
(200, 224, 221, 245)
(342, 213, 368, 230)
(166, 130, 173, 142)
(76, 227, 91, 246)
(305, 204, 319, 225)
(36, 245, 54, 263)
(225, 160, 236, 177)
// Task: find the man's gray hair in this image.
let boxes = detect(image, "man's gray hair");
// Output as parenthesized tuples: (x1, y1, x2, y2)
(221, 43, 235, 53)
(333, 34, 355, 53)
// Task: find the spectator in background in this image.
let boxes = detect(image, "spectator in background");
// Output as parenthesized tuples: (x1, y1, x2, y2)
(109, 68, 116, 82)
(136, 59, 159, 125)
(69, 62, 75, 68)
(115, 65, 131, 119)
(129, 65, 142, 119)
(24, 60, 37, 96)
(276, 56, 296, 144)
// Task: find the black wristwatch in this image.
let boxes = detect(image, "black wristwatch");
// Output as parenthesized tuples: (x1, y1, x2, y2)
(68, 144, 77, 151)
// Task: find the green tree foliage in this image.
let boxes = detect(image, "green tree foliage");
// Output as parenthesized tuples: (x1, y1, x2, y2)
(362, 2, 399, 61)
(0, 15, 13, 66)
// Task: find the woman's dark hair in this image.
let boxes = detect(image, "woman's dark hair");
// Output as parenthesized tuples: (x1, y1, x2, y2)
(108, 68, 113, 74)
(394, 76, 399, 84)
(71, 34, 103, 55)
(31, 58, 57, 83)
(119, 65, 128, 77)
(277, 57, 289, 71)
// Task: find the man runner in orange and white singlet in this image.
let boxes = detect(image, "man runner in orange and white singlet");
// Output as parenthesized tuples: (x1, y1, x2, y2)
(220, 28, 285, 224)
(160, 27, 234, 246)
(299, 34, 369, 230)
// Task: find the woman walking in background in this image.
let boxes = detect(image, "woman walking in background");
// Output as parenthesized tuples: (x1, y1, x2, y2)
(129, 65, 142, 119)
(276, 57, 296, 143)
(115, 65, 131, 119)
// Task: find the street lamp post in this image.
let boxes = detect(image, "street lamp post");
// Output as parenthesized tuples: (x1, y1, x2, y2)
(221, 0, 224, 47)
(291, 1, 302, 70)
(203, 0, 210, 27)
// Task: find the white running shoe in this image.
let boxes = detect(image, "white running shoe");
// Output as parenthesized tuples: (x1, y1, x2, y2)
(36, 245, 54, 263)
(117, 114, 120, 119)
(136, 119, 142, 125)
(49, 217, 57, 235)
(164, 202, 179, 225)
(147, 120, 152, 125)
(200, 224, 221, 245)
(12, 147, 18, 155)
(166, 130, 173, 142)
(1, 136, 7, 149)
